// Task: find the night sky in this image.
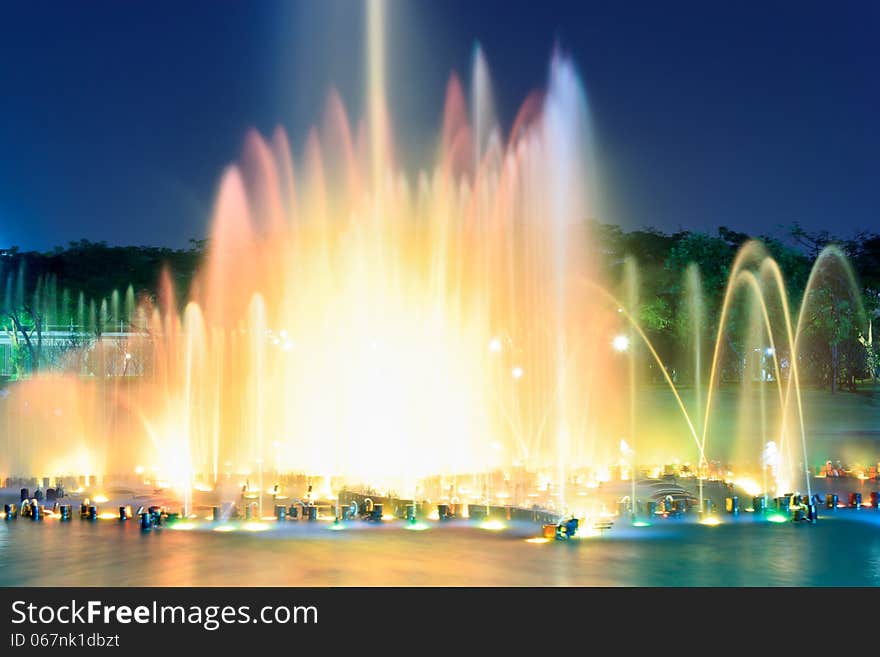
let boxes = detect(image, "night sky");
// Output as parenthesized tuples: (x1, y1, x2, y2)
(1, 0, 877, 250)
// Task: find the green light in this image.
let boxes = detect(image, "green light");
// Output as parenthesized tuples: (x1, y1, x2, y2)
(404, 522, 429, 531)
(632, 521, 651, 527)
(328, 522, 346, 531)
(170, 522, 196, 531)
(767, 513, 787, 524)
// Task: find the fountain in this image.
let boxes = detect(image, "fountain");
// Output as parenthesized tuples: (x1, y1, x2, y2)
(0, 0, 872, 526)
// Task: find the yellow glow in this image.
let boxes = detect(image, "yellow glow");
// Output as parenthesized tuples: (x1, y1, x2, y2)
(213, 525, 235, 532)
(479, 519, 505, 531)
(525, 537, 551, 544)
(242, 522, 269, 532)
(171, 522, 196, 530)
(427, 509, 440, 520)
(733, 477, 763, 497)
(193, 483, 213, 492)
(381, 514, 395, 521)
(699, 517, 721, 526)
(93, 494, 109, 504)
(577, 527, 602, 538)
(97, 512, 117, 520)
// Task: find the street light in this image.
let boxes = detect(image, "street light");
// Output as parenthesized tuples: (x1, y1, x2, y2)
(612, 335, 630, 352)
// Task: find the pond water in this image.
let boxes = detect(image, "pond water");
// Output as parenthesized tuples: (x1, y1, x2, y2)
(2, 511, 879, 586)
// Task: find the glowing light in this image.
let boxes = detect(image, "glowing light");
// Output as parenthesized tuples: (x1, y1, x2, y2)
(193, 483, 213, 492)
(93, 494, 109, 504)
(632, 521, 651, 527)
(212, 525, 235, 532)
(171, 522, 196, 531)
(427, 509, 440, 520)
(381, 514, 395, 521)
(734, 477, 763, 497)
(525, 537, 551, 544)
(134, 465, 144, 475)
(479, 519, 506, 531)
(612, 335, 630, 352)
(699, 517, 721, 526)
(404, 522, 430, 531)
(767, 513, 788, 524)
(488, 338, 502, 352)
(97, 512, 118, 520)
(242, 522, 269, 532)
(328, 523, 346, 531)
(511, 366, 524, 380)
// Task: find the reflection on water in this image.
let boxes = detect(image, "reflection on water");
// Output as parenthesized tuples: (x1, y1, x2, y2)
(1, 516, 879, 586)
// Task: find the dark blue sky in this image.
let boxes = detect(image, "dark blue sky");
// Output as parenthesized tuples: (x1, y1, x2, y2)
(1, 0, 877, 250)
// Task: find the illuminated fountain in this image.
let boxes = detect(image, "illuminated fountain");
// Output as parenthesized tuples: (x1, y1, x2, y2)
(2, 2, 613, 512)
(0, 1, 871, 524)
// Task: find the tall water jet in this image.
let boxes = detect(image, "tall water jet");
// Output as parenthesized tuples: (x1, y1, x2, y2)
(622, 256, 638, 516)
(684, 263, 705, 508)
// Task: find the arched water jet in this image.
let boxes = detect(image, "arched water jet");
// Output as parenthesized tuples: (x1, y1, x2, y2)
(731, 269, 788, 495)
(700, 241, 769, 504)
(776, 246, 868, 495)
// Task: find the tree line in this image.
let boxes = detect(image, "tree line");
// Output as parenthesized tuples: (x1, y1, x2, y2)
(1, 226, 878, 392)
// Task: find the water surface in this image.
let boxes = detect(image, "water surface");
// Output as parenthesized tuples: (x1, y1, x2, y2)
(2, 513, 879, 586)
